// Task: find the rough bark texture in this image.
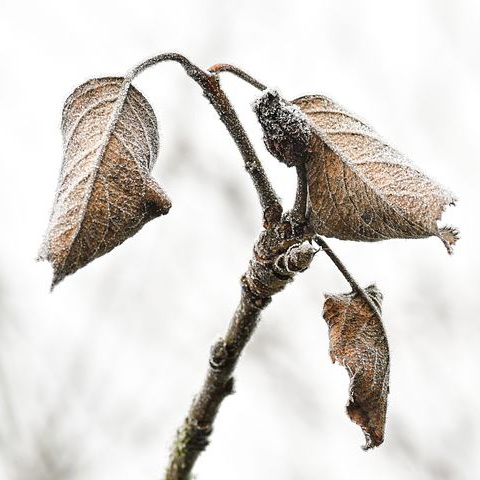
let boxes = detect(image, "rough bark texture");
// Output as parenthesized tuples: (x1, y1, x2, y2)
(165, 216, 315, 480)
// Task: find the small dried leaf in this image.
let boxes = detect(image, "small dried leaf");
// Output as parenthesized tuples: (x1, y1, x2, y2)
(39, 77, 171, 288)
(292, 95, 458, 253)
(253, 90, 312, 167)
(323, 285, 389, 449)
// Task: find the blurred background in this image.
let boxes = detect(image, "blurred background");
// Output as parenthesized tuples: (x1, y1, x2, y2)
(0, 0, 478, 479)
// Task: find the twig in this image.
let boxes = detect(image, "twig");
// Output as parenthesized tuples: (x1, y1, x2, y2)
(123, 53, 382, 478)
(165, 218, 315, 480)
(208, 63, 267, 91)
(291, 164, 308, 224)
(164, 285, 268, 480)
(198, 74, 281, 221)
(125, 53, 281, 217)
(314, 236, 382, 318)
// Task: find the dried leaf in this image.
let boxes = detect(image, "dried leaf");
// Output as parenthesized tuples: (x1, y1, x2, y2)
(39, 77, 171, 288)
(292, 95, 459, 253)
(323, 285, 389, 449)
(253, 90, 312, 167)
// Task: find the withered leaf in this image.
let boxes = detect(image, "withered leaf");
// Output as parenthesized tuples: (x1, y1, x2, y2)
(323, 285, 389, 449)
(292, 95, 459, 253)
(253, 90, 312, 167)
(38, 77, 171, 288)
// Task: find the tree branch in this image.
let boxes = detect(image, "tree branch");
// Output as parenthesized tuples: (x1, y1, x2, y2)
(165, 217, 315, 480)
(123, 53, 382, 477)
(198, 74, 281, 221)
(125, 53, 281, 218)
(164, 285, 267, 480)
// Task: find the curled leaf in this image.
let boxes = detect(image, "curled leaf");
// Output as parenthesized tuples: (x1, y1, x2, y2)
(292, 95, 458, 253)
(39, 77, 171, 288)
(323, 285, 389, 449)
(253, 90, 312, 167)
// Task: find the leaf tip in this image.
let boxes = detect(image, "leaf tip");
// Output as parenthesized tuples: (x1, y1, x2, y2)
(50, 272, 63, 291)
(360, 436, 384, 451)
(145, 178, 172, 218)
(36, 244, 60, 291)
(438, 225, 460, 255)
(347, 402, 385, 450)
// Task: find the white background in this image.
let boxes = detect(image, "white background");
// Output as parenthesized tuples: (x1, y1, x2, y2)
(0, 1, 478, 479)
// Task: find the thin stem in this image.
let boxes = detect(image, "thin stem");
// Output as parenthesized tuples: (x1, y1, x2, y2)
(208, 63, 267, 91)
(291, 164, 308, 223)
(199, 75, 281, 218)
(314, 236, 382, 318)
(127, 52, 206, 81)
(124, 53, 280, 216)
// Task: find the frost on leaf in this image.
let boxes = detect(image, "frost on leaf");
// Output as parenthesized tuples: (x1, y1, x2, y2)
(253, 90, 312, 167)
(288, 95, 458, 253)
(38, 77, 171, 288)
(323, 285, 389, 449)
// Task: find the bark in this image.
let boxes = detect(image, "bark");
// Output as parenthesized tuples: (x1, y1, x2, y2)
(165, 216, 315, 480)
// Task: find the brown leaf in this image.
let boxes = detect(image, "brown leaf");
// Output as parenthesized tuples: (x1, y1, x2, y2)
(253, 90, 312, 167)
(291, 95, 459, 253)
(38, 77, 171, 288)
(323, 285, 389, 449)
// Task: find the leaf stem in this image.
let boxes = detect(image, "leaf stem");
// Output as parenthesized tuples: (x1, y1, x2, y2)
(208, 64, 267, 91)
(125, 53, 280, 216)
(314, 236, 382, 318)
(291, 164, 308, 224)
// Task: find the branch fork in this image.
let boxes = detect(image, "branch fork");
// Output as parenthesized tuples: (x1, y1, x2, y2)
(166, 209, 315, 479)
